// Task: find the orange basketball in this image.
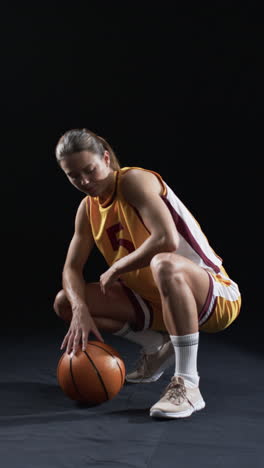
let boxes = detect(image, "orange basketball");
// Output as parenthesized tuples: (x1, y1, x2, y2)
(57, 341, 126, 404)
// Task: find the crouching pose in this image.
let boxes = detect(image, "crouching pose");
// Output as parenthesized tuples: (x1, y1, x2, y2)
(54, 128, 241, 419)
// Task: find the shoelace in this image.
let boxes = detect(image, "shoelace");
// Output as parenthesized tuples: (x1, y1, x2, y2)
(161, 380, 187, 405)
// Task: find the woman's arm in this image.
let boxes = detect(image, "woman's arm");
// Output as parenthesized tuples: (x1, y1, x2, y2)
(61, 197, 104, 354)
(111, 169, 180, 276)
(62, 197, 94, 312)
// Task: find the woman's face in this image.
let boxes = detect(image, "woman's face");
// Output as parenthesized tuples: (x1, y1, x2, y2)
(60, 150, 114, 197)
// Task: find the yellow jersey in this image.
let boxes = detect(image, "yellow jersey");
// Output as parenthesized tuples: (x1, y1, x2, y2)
(85, 166, 225, 305)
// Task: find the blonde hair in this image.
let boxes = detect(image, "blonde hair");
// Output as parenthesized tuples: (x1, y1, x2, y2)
(55, 128, 121, 171)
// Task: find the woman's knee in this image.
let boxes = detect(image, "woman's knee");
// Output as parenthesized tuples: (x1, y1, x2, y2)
(150, 253, 184, 278)
(53, 289, 72, 322)
(150, 253, 187, 294)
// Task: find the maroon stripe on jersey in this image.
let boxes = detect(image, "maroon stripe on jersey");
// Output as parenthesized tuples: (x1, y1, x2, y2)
(198, 271, 214, 321)
(118, 280, 145, 331)
(130, 204, 151, 234)
(161, 195, 220, 274)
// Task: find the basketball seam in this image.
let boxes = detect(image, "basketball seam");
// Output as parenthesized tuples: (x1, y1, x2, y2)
(69, 357, 88, 401)
(83, 350, 109, 401)
(88, 342, 125, 389)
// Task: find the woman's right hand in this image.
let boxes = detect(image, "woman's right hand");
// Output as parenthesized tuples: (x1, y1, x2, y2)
(60, 304, 104, 355)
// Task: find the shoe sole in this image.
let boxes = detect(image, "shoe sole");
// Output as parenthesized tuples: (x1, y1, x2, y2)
(150, 400, 206, 419)
(126, 352, 175, 384)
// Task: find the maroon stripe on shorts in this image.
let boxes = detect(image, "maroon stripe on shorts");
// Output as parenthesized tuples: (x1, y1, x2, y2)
(198, 271, 214, 321)
(118, 280, 145, 331)
(200, 297, 217, 327)
(141, 297, 154, 330)
(161, 195, 221, 274)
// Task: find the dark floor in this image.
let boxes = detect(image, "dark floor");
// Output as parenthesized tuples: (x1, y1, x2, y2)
(0, 319, 263, 468)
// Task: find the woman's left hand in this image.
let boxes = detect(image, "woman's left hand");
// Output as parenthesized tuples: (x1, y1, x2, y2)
(100, 265, 119, 294)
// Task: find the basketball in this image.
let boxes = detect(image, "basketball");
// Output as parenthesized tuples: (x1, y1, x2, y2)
(57, 341, 126, 404)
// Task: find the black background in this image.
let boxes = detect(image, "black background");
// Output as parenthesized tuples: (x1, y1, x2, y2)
(1, 5, 261, 332)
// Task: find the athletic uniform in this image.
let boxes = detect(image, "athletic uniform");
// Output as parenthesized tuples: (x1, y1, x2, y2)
(85, 167, 241, 334)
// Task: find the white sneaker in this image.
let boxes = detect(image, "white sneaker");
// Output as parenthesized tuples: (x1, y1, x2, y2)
(126, 334, 175, 383)
(150, 376, 206, 419)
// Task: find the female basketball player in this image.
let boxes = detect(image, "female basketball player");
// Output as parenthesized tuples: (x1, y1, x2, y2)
(53, 128, 241, 419)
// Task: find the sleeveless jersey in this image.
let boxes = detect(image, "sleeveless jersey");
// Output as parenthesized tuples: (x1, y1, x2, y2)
(85, 167, 227, 305)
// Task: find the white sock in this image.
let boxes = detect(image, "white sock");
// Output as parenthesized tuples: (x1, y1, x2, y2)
(170, 332, 200, 388)
(114, 323, 164, 354)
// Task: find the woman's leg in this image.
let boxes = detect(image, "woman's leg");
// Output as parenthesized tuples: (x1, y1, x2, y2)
(149, 253, 209, 418)
(54, 280, 166, 355)
(53, 281, 138, 333)
(150, 253, 210, 336)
